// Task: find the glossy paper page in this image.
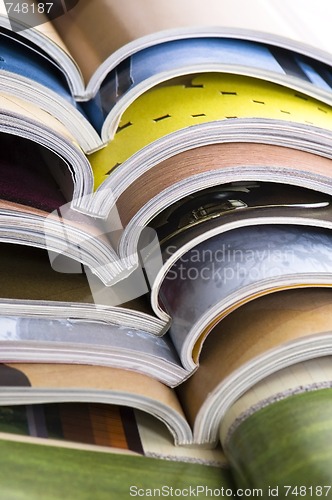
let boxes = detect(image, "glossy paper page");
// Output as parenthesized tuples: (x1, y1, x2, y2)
(160, 225, 332, 363)
(51, 0, 332, 83)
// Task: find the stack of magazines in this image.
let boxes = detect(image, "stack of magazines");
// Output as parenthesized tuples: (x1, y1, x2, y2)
(0, 0, 332, 496)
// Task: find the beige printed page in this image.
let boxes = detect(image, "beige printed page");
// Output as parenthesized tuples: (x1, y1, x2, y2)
(135, 410, 226, 465)
(51, 0, 332, 84)
(0, 363, 186, 420)
(0, 364, 191, 444)
(0, 93, 77, 144)
(0, 0, 71, 54)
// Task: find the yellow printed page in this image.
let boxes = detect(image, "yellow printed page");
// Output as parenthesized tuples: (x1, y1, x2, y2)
(51, 0, 332, 84)
(89, 73, 332, 189)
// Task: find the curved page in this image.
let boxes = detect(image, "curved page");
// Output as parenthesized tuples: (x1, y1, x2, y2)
(160, 225, 332, 369)
(177, 289, 332, 443)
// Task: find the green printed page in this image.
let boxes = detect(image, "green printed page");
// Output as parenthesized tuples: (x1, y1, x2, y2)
(225, 389, 332, 498)
(0, 438, 234, 499)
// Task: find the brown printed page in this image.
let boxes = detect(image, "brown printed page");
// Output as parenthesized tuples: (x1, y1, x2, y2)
(0, 401, 143, 455)
(116, 143, 332, 228)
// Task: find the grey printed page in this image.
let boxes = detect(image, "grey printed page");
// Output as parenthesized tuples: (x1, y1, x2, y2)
(0, 316, 185, 385)
(160, 225, 332, 364)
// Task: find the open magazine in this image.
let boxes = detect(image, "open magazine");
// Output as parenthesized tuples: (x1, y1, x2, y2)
(2, 187, 332, 384)
(1, 0, 332, 150)
(1, 0, 332, 285)
(1, 0, 332, 495)
(1, 290, 332, 492)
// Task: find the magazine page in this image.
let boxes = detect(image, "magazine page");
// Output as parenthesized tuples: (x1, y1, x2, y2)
(159, 225, 332, 369)
(0, 242, 93, 303)
(0, 363, 192, 443)
(0, 435, 233, 499)
(51, 0, 332, 85)
(176, 288, 332, 440)
(0, 0, 70, 53)
(220, 358, 332, 492)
